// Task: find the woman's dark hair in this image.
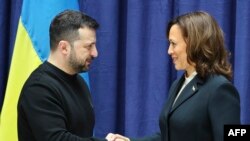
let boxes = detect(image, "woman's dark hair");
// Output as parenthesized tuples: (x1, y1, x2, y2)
(166, 11, 232, 80)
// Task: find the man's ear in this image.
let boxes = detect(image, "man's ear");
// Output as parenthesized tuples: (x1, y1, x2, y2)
(58, 40, 70, 55)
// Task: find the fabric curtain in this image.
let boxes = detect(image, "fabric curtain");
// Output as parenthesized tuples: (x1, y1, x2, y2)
(81, 0, 250, 137)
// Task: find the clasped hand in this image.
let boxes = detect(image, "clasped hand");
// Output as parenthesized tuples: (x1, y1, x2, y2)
(106, 133, 130, 141)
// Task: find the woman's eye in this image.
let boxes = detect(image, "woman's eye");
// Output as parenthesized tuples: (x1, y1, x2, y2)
(171, 42, 176, 47)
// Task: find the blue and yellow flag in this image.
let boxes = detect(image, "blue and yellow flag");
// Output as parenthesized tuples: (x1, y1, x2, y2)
(0, 1, 89, 141)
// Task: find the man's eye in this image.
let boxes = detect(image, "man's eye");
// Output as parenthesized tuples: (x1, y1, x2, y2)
(84, 45, 91, 49)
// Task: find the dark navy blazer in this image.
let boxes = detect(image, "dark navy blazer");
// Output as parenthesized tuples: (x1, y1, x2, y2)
(159, 74, 240, 141)
(133, 74, 240, 141)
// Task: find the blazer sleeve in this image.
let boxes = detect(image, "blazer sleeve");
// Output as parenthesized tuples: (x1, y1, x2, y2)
(208, 82, 240, 141)
(130, 132, 161, 141)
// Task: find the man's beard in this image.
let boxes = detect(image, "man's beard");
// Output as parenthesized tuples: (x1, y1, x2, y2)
(68, 52, 90, 73)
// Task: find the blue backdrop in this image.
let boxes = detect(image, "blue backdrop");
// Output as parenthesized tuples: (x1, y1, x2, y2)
(1, 0, 250, 138)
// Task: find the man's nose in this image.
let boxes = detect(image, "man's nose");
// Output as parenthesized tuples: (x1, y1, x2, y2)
(91, 45, 98, 58)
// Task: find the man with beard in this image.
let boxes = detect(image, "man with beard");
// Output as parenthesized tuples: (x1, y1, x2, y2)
(18, 10, 105, 141)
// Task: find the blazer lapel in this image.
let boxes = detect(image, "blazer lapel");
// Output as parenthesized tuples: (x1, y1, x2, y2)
(170, 76, 201, 113)
(164, 76, 185, 114)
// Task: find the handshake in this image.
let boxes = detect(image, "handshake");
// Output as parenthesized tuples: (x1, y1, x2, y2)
(105, 133, 130, 141)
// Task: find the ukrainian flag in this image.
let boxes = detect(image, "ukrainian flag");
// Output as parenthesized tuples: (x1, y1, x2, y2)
(0, 1, 89, 141)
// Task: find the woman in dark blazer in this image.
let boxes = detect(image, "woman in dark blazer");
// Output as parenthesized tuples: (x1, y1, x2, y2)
(106, 11, 240, 141)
